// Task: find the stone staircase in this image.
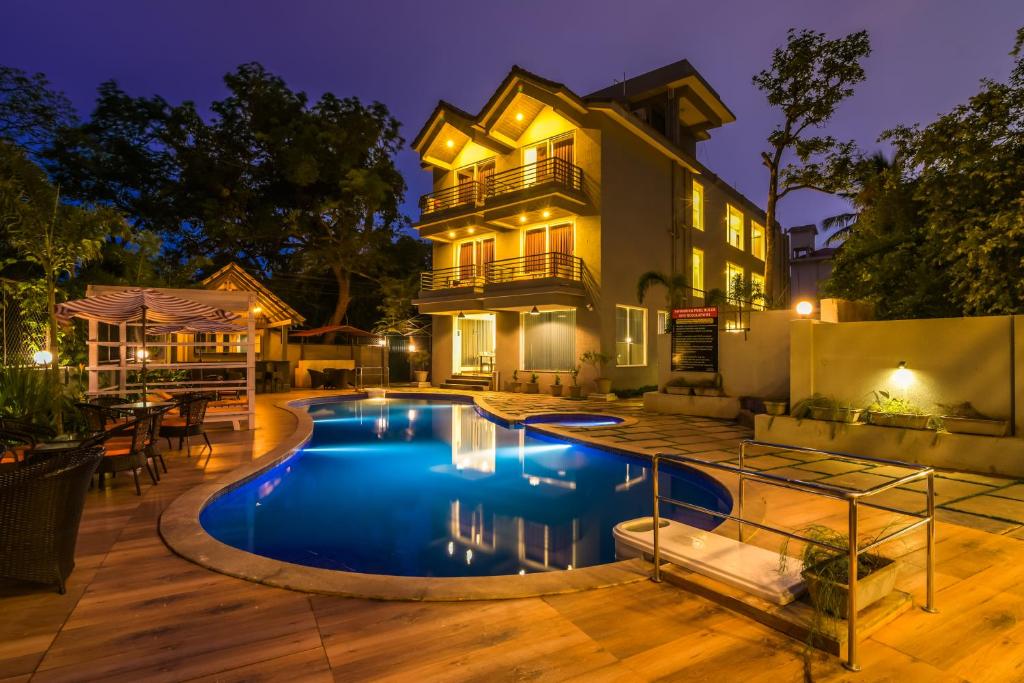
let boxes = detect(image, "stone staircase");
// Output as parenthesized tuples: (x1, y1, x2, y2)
(440, 375, 492, 391)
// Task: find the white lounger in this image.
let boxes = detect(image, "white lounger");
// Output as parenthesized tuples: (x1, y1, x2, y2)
(613, 517, 805, 605)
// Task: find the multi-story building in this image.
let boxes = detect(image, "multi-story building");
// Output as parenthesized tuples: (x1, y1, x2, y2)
(410, 60, 785, 393)
(788, 224, 835, 304)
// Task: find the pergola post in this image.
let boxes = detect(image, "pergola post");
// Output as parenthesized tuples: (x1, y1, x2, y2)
(246, 294, 256, 428)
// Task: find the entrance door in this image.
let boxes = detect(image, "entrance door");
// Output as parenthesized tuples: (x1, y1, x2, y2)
(452, 313, 496, 375)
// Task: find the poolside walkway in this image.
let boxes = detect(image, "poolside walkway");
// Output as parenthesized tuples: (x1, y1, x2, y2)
(3, 389, 1024, 681)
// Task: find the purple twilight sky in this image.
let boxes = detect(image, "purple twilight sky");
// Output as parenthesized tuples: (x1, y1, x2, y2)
(2, 0, 1022, 237)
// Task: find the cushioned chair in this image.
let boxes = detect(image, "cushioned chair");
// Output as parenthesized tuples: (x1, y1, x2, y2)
(0, 445, 103, 593)
(98, 417, 155, 496)
(159, 396, 212, 457)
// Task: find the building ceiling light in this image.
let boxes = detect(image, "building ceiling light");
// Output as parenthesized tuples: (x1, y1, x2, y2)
(542, 210, 550, 218)
(458, 311, 466, 319)
(446, 139, 454, 148)
(448, 230, 456, 238)
(467, 227, 475, 234)
(519, 215, 527, 224)
(515, 112, 524, 122)
(529, 306, 540, 316)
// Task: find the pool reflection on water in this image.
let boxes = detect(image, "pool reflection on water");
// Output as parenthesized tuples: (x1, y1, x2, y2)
(200, 398, 732, 578)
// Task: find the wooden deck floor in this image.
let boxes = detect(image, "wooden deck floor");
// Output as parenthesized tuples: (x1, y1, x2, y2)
(4, 392, 1024, 682)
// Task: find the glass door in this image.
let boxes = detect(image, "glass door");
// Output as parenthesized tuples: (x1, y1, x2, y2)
(453, 313, 496, 375)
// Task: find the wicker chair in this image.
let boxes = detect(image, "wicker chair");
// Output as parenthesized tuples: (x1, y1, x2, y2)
(97, 417, 155, 496)
(159, 396, 212, 457)
(0, 445, 103, 593)
(308, 368, 327, 389)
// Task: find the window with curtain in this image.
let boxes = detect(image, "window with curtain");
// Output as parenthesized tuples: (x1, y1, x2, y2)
(549, 223, 573, 278)
(692, 181, 704, 230)
(522, 309, 576, 371)
(751, 221, 765, 260)
(727, 204, 744, 250)
(692, 248, 704, 298)
(524, 228, 546, 273)
(615, 305, 647, 367)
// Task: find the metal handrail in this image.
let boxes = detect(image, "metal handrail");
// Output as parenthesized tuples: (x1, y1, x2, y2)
(420, 264, 483, 291)
(419, 181, 483, 215)
(420, 253, 583, 292)
(484, 157, 584, 198)
(650, 439, 937, 672)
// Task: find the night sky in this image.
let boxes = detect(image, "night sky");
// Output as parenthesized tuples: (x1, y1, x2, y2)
(3, 0, 1021, 237)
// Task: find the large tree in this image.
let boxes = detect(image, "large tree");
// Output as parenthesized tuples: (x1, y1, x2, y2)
(753, 28, 871, 304)
(0, 65, 76, 159)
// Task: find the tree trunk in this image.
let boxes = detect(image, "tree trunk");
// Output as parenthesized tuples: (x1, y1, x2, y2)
(324, 264, 352, 344)
(46, 273, 62, 431)
(764, 161, 780, 306)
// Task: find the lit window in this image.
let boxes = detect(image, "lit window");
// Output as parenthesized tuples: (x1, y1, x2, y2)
(751, 273, 766, 310)
(751, 221, 765, 260)
(615, 306, 647, 367)
(727, 204, 744, 250)
(522, 310, 576, 371)
(692, 248, 704, 298)
(725, 262, 744, 301)
(692, 182, 704, 231)
(657, 310, 670, 335)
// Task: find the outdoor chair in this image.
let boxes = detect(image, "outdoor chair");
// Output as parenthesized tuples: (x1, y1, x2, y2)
(0, 428, 36, 467)
(159, 396, 212, 457)
(145, 405, 173, 477)
(0, 444, 103, 593)
(75, 402, 127, 435)
(97, 417, 155, 496)
(308, 368, 327, 389)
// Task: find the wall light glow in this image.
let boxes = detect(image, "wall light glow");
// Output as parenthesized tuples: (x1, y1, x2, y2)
(893, 361, 913, 390)
(795, 300, 813, 317)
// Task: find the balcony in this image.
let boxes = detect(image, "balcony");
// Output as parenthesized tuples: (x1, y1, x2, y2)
(416, 158, 588, 231)
(416, 253, 586, 313)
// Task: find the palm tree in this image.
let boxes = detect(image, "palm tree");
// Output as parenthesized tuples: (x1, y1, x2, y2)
(636, 271, 688, 332)
(823, 151, 893, 245)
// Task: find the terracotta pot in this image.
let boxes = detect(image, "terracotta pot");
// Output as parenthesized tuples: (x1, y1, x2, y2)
(764, 400, 788, 416)
(568, 386, 583, 399)
(549, 385, 564, 397)
(524, 382, 540, 394)
(413, 370, 428, 383)
(595, 378, 612, 394)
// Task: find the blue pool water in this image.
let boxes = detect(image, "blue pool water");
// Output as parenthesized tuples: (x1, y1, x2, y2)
(200, 398, 732, 577)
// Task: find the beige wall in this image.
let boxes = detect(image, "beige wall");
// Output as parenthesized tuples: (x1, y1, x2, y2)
(791, 315, 1020, 432)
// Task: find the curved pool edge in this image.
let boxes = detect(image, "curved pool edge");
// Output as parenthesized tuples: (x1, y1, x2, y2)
(159, 390, 662, 601)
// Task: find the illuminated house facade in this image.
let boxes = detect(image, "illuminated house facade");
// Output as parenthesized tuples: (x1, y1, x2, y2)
(411, 61, 783, 392)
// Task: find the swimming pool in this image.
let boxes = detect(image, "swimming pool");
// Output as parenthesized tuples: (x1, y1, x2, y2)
(200, 397, 732, 578)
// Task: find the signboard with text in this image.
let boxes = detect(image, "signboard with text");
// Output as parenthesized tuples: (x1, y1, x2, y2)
(670, 306, 719, 372)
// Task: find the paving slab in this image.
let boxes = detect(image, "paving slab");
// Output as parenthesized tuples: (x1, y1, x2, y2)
(943, 495, 1024, 524)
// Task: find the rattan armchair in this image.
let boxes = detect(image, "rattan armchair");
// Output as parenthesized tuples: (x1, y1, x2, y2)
(0, 445, 103, 593)
(159, 396, 212, 457)
(97, 417, 155, 496)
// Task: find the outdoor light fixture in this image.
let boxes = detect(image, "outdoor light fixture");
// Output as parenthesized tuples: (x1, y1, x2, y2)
(542, 210, 550, 218)
(467, 227, 475, 234)
(446, 139, 454, 148)
(519, 214, 527, 224)
(458, 311, 466, 319)
(32, 349, 53, 366)
(529, 306, 540, 316)
(448, 230, 456, 238)
(893, 360, 913, 389)
(252, 305, 262, 315)
(515, 112, 524, 121)
(136, 348, 150, 361)
(795, 300, 814, 317)
(408, 342, 417, 352)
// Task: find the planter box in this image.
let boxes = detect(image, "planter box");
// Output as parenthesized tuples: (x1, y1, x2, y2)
(509, 382, 522, 393)
(413, 370, 429, 383)
(694, 387, 724, 397)
(809, 407, 864, 424)
(941, 416, 1009, 437)
(549, 385, 564, 397)
(523, 383, 540, 394)
(595, 378, 612, 394)
(665, 386, 693, 396)
(868, 411, 931, 430)
(567, 386, 583, 399)
(803, 555, 898, 619)
(764, 400, 788, 416)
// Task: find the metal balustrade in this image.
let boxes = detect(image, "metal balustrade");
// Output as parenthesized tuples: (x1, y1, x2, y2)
(419, 253, 583, 293)
(419, 181, 484, 215)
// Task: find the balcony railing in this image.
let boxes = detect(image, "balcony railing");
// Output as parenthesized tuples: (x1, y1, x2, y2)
(420, 252, 583, 293)
(418, 158, 585, 218)
(419, 181, 483, 216)
(485, 157, 584, 198)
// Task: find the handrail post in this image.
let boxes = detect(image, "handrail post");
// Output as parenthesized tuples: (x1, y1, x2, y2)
(924, 470, 938, 613)
(738, 441, 746, 543)
(652, 454, 662, 583)
(845, 498, 860, 672)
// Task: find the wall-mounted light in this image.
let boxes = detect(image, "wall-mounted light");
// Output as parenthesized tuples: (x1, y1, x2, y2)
(893, 360, 913, 389)
(408, 342, 417, 353)
(529, 306, 540, 316)
(32, 349, 53, 366)
(795, 300, 813, 318)
(252, 305, 263, 315)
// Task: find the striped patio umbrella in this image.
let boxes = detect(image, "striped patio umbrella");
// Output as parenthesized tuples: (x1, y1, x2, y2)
(147, 320, 246, 335)
(56, 288, 241, 396)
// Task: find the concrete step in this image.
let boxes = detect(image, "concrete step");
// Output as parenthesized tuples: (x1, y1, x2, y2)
(444, 376, 491, 387)
(440, 382, 487, 391)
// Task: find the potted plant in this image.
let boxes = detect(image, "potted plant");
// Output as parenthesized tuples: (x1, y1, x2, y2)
(524, 372, 540, 394)
(763, 399, 788, 416)
(938, 402, 1009, 437)
(580, 350, 613, 395)
(565, 366, 582, 399)
(692, 373, 724, 397)
(408, 350, 430, 384)
(664, 377, 694, 395)
(506, 369, 521, 393)
(549, 373, 564, 397)
(867, 390, 932, 429)
(780, 525, 898, 624)
(792, 394, 865, 424)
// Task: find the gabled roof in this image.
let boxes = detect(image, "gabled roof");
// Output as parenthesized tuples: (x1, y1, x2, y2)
(199, 262, 305, 327)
